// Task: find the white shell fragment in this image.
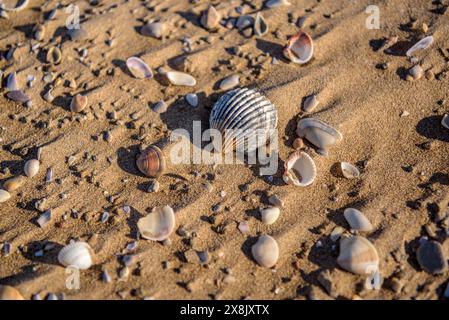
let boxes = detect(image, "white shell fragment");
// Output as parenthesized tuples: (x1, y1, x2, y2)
(6, 72, 18, 91)
(283, 151, 316, 187)
(406, 36, 434, 57)
(297, 118, 343, 155)
(441, 114, 449, 130)
(152, 100, 168, 114)
(219, 74, 240, 91)
(141, 22, 166, 39)
(24, 159, 40, 177)
(185, 93, 198, 107)
(37, 210, 52, 228)
(166, 71, 196, 86)
(337, 236, 379, 275)
(343, 208, 373, 232)
(251, 235, 279, 268)
(260, 207, 280, 225)
(7, 90, 30, 103)
(200, 5, 221, 30)
(137, 205, 175, 241)
(209, 88, 278, 153)
(340, 162, 360, 179)
(58, 241, 93, 270)
(265, 0, 291, 8)
(0, 189, 11, 203)
(2, 0, 30, 12)
(283, 31, 313, 64)
(126, 57, 153, 79)
(254, 13, 268, 37)
(303, 94, 319, 113)
(407, 65, 423, 81)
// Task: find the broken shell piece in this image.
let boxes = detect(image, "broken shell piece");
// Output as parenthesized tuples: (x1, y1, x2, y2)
(37, 210, 52, 228)
(343, 208, 373, 232)
(46, 46, 62, 65)
(141, 22, 166, 39)
(254, 13, 268, 37)
(406, 36, 434, 57)
(268, 194, 285, 208)
(219, 74, 239, 90)
(236, 15, 254, 31)
(296, 118, 343, 155)
(7, 90, 30, 103)
(0, 285, 24, 300)
(24, 159, 39, 177)
(166, 71, 196, 86)
(3, 176, 25, 192)
(67, 27, 88, 41)
(293, 137, 304, 149)
(337, 236, 379, 275)
(70, 94, 88, 112)
(185, 93, 198, 107)
(265, 0, 291, 8)
(441, 114, 449, 130)
(2, 0, 29, 12)
(152, 100, 168, 114)
(0, 189, 11, 203)
(340, 162, 360, 179)
(33, 24, 45, 41)
(6, 72, 18, 91)
(58, 241, 93, 270)
(260, 207, 280, 225)
(126, 57, 153, 79)
(406, 65, 423, 81)
(283, 31, 313, 64)
(200, 5, 221, 30)
(303, 94, 319, 113)
(283, 151, 316, 187)
(136, 145, 165, 178)
(43, 88, 54, 102)
(251, 235, 279, 268)
(137, 205, 175, 241)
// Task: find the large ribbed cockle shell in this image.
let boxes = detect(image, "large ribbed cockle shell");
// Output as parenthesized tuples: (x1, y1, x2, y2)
(209, 88, 278, 153)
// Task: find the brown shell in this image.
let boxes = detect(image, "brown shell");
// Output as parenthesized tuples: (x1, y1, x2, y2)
(136, 146, 165, 177)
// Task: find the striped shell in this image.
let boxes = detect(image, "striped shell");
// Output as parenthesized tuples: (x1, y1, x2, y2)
(136, 145, 165, 178)
(209, 88, 278, 153)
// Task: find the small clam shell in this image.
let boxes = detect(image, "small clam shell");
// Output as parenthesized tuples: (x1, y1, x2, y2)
(219, 74, 240, 90)
(251, 235, 279, 268)
(265, 0, 291, 8)
(0, 189, 11, 203)
(200, 5, 221, 30)
(406, 36, 434, 57)
(260, 207, 280, 225)
(166, 71, 196, 86)
(441, 114, 449, 130)
(283, 31, 313, 64)
(343, 208, 373, 232)
(46, 47, 62, 65)
(6, 72, 18, 91)
(337, 236, 379, 275)
(58, 241, 93, 270)
(136, 145, 165, 177)
(283, 151, 316, 187)
(126, 57, 153, 79)
(303, 94, 319, 113)
(141, 22, 165, 39)
(254, 13, 268, 37)
(296, 118, 343, 154)
(3, 176, 25, 192)
(152, 100, 168, 113)
(137, 205, 175, 241)
(340, 162, 360, 179)
(24, 159, 39, 177)
(7, 90, 30, 103)
(186, 93, 198, 107)
(0, 285, 24, 300)
(70, 94, 88, 112)
(407, 65, 423, 81)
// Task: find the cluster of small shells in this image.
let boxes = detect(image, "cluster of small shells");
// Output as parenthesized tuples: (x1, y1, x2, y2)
(1, 159, 40, 204)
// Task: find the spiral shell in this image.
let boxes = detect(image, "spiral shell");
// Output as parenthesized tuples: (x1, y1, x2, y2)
(209, 88, 278, 153)
(136, 145, 165, 178)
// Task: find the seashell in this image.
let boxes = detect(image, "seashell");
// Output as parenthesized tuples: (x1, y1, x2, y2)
(186, 93, 198, 107)
(416, 240, 448, 274)
(442, 114, 449, 130)
(251, 235, 279, 268)
(141, 22, 165, 39)
(58, 241, 93, 270)
(407, 65, 423, 81)
(166, 71, 196, 86)
(2, 0, 29, 12)
(67, 27, 88, 41)
(137, 205, 175, 241)
(330, 226, 345, 242)
(337, 236, 379, 275)
(265, 0, 291, 8)
(260, 207, 280, 225)
(219, 74, 240, 91)
(343, 208, 373, 232)
(0, 285, 24, 300)
(3, 176, 25, 192)
(36, 209, 52, 228)
(7, 90, 30, 103)
(268, 194, 284, 208)
(254, 13, 268, 37)
(0, 189, 11, 203)
(70, 94, 88, 112)
(152, 100, 168, 113)
(238, 221, 250, 234)
(6, 72, 18, 91)
(24, 159, 39, 177)
(43, 88, 54, 102)
(236, 15, 254, 31)
(283, 31, 314, 64)
(200, 5, 221, 30)
(292, 137, 304, 149)
(296, 118, 343, 155)
(283, 151, 316, 187)
(209, 88, 278, 153)
(46, 47, 62, 65)
(340, 162, 360, 179)
(126, 56, 153, 79)
(136, 145, 165, 178)
(33, 24, 45, 41)
(406, 36, 434, 57)
(303, 94, 319, 112)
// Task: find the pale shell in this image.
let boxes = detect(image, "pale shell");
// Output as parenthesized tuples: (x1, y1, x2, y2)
(340, 162, 360, 179)
(152, 100, 168, 114)
(0, 189, 11, 203)
(58, 241, 93, 270)
(0, 285, 24, 300)
(209, 88, 278, 153)
(296, 118, 343, 154)
(166, 71, 196, 86)
(126, 57, 153, 79)
(283, 151, 316, 187)
(343, 208, 373, 232)
(406, 36, 434, 57)
(6, 72, 18, 91)
(219, 74, 240, 91)
(186, 93, 198, 107)
(3, 176, 25, 192)
(303, 94, 319, 113)
(251, 235, 279, 268)
(141, 22, 165, 39)
(441, 114, 449, 130)
(283, 31, 313, 64)
(24, 159, 39, 177)
(137, 205, 175, 241)
(337, 236, 379, 275)
(260, 207, 280, 225)
(265, 0, 291, 8)
(254, 13, 268, 37)
(70, 94, 88, 112)
(200, 5, 221, 30)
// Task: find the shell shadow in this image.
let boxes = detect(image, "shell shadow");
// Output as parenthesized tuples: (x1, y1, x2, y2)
(125, 206, 142, 240)
(307, 236, 339, 270)
(13, 24, 35, 39)
(112, 59, 133, 78)
(404, 236, 423, 272)
(0, 159, 23, 176)
(255, 38, 285, 61)
(21, 240, 64, 266)
(240, 236, 259, 264)
(175, 10, 201, 28)
(384, 40, 413, 56)
(416, 115, 449, 142)
(116, 144, 142, 176)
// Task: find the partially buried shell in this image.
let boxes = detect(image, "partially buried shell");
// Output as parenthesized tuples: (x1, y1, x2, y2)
(141, 22, 165, 39)
(209, 88, 278, 153)
(3, 176, 25, 192)
(251, 234, 279, 268)
(254, 13, 268, 37)
(343, 208, 373, 232)
(137, 205, 175, 241)
(24, 159, 39, 177)
(296, 118, 342, 155)
(70, 94, 88, 112)
(136, 145, 165, 178)
(126, 57, 153, 79)
(283, 151, 316, 187)
(283, 31, 314, 64)
(46, 46, 62, 64)
(0, 285, 24, 300)
(0, 189, 11, 203)
(337, 236, 379, 275)
(260, 207, 280, 225)
(406, 36, 434, 57)
(58, 241, 93, 270)
(340, 162, 360, 179)
(166, 71, 196, 86)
